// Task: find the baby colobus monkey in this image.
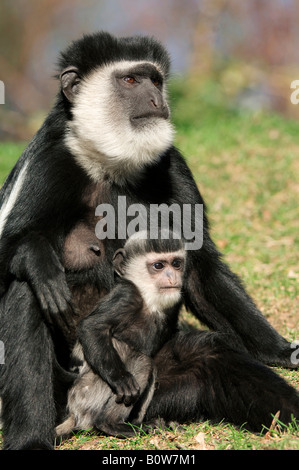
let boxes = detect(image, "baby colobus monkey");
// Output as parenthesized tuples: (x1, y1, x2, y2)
(56, 232, 185, 438)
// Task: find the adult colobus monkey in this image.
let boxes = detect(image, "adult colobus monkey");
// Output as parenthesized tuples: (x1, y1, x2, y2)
(0, 32, 296, 449)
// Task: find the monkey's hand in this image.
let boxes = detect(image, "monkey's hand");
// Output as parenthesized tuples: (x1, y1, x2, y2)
(10, 233, 75, 333)
(110, 371, 141, 406)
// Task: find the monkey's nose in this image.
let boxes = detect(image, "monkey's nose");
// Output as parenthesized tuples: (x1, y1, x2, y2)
(150, 89, 164, 108)
(165, 270, 176, 285)
(89, 244, 101, 256)
(150, 102, 169, 119)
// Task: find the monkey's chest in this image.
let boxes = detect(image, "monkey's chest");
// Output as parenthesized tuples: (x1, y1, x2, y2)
(63, 222, 104, 271)
(63, 180, 111, 271)
(63, 222, 113, 323)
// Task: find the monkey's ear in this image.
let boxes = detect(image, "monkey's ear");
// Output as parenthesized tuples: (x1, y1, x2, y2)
(60, 66, 80, 102)
(113, 249, 126, 276)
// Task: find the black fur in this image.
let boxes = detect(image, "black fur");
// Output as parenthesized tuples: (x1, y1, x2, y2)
(57, 32, 171, 81)
(0, 31, 297, 449)
(80, 278, 180, 366)
(146, 331, 299, 432)
(56, 276, 181, 438)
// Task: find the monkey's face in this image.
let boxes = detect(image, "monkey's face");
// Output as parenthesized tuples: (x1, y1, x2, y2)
(112, 62, 169, 126)
(124, 250, 185, 313)
(146, 253, 184, 292)
(62, 61, 174, 183)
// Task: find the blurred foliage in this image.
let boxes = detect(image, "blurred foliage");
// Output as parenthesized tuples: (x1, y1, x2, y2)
(1, 0, 299, 139)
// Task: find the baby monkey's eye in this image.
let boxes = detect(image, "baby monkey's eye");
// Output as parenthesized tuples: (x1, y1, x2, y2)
(172, 259, 182, 269)
(153, 262, 164, 270)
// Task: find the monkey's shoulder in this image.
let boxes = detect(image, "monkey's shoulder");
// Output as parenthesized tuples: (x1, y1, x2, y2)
(102, 278, 144, 312)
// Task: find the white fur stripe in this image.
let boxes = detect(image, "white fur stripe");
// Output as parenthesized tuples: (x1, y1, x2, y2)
(0, 161, 29, 238)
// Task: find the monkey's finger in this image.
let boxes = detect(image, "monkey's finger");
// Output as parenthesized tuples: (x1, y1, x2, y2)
(123, 395, 136, 406)
(45, 280, 74, 325)
(115, 393, 125, 404)
(50, 285, 73, 319)
(114, 382, 128, 403)
(60, 304, 77, 332)
(48, 277, 72, 304)
(115, 385, 130, 404)
(38, 286, 59, 315)
(39, 285, 73, 333)
(52, 298, 75, 333)
(123, 388, 141, 406)
(37, 290, 56, 326)
(123, 379, 141, 406)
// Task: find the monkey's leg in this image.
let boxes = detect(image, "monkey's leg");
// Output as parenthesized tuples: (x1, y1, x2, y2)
(96, 349, 156, 437)
(146, 331, 299, 432)
(128, 358, 157, 427)
(0, 281, 57, 450)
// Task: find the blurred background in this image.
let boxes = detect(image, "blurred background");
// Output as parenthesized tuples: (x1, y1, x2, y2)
(1, 0, 299, 140)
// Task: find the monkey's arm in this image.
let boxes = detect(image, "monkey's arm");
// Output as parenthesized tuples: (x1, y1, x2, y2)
(0, 136, 88, 329)
(78, 282, 143, 405)
(8, 232, 74, 333)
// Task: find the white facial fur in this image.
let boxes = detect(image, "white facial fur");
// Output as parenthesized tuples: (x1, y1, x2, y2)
(124, 250, 185, 315)
(65, 61, 174, 184)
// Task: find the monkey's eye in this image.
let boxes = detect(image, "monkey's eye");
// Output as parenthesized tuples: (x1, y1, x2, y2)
(172, 259, 182, 269)
(151, 79, 162, 88)
(123, 76, 137, 84)
(153, 262, 164, 270)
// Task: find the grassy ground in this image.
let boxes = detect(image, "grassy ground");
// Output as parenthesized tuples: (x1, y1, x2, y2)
(0, 79, 298, 450)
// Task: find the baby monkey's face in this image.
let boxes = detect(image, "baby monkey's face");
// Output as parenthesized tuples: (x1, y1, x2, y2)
(114, 245, 186, 313)
(146, 252, 185, 293)
(128, 250, 185, 311)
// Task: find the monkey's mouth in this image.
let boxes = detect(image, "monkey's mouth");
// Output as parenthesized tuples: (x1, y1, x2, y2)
(159, 286, 180, 291)
(131, 110, 169, 122)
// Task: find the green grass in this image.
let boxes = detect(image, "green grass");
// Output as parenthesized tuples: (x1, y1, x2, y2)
(52, 418, 298, 451)
(0, 78, 298, 450)
(0, 142, 25, 185)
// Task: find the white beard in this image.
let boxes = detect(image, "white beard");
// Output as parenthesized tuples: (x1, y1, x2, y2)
(65, 61, 174, 184)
